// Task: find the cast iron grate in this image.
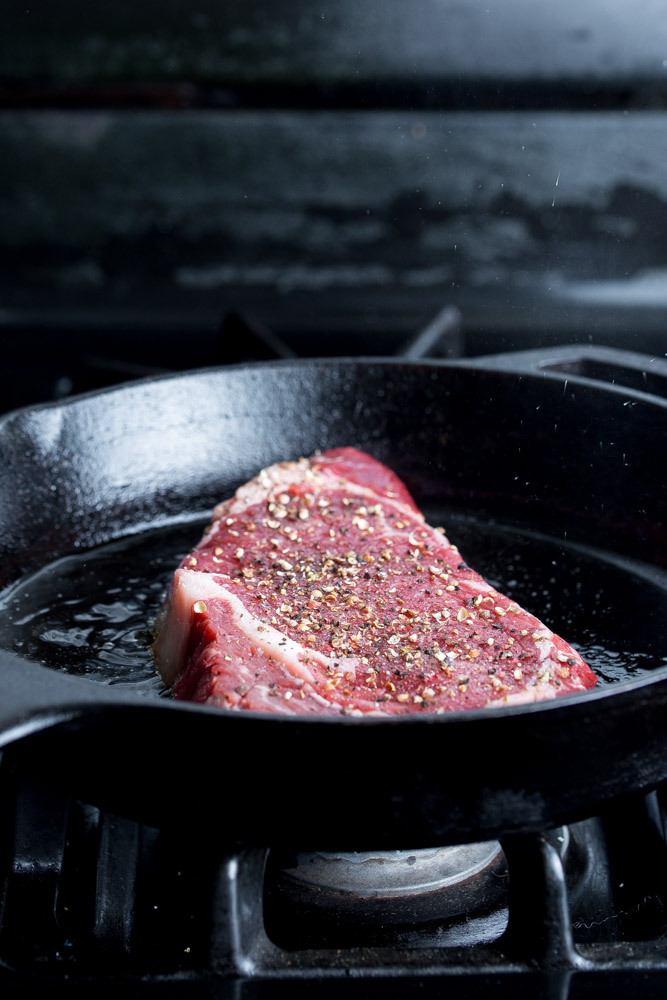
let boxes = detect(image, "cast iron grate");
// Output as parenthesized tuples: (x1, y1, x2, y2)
(2, 745, 667, 988)
(0, 305, 462, 414)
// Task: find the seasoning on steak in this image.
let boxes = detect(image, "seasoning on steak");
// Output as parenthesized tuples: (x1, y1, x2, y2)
(153, 448, 597, 715)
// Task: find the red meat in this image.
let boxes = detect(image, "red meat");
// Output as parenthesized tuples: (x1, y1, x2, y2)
(153, 448, 597, 715)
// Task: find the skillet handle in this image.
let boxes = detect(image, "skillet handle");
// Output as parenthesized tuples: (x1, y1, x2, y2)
(472, 344, 667, 399)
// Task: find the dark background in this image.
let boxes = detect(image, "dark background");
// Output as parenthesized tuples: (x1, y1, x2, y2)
(1, 0, 667, 410)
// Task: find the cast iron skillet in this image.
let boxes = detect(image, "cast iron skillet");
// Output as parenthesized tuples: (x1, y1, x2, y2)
(0, 346, 665, 850)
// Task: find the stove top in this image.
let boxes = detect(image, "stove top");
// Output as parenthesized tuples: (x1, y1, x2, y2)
(2, 750, 667, 995)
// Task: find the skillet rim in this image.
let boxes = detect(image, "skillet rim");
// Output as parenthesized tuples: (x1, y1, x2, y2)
(0, 345, 665, 431)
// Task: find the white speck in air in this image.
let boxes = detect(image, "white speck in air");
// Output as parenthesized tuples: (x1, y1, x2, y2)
(552, 170, 561, 207)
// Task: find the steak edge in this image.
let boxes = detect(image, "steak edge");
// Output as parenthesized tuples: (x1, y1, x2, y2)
(153, 448, 597, 716)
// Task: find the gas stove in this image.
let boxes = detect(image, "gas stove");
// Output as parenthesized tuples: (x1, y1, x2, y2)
(2, 2, 667, 994)
(3, 748, 667, 995)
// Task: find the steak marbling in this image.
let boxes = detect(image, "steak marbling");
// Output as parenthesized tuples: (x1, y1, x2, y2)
(153, 448, 597, 715)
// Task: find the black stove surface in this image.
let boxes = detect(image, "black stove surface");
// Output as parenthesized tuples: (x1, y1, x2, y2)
(1, 723, 667, 994)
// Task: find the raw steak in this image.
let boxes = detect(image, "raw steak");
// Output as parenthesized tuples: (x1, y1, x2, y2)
(153, 448, 597, 715)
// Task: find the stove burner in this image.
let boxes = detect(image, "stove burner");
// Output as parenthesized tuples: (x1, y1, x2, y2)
(265, 841, 514, 948)
(278, 842, 503, 897)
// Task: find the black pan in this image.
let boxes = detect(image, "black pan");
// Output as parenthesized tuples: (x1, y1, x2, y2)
(0, 346, 665, 850)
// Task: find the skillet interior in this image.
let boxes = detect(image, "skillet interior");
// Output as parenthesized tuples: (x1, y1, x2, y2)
(0, 356, 665, 847)
(1, 506, 664, 691)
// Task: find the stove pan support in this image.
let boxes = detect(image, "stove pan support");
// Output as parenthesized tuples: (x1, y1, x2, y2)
(499, 831, 589, 971)
(204, 833, 588, 980)
(216, 304, 462, 367)
(595, 790, 667, 943)
(207, 847, 275, 978)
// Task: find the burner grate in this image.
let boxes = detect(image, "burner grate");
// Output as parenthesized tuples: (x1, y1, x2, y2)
(0, 305, 462, 414)
(2, 745, 667, 984)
